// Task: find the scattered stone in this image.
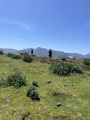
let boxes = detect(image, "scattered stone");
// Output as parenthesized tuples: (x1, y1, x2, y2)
(17, 91, 20, 93)
(46, 81, 51, 83)
(22, 112, 30, 120)
(56, 103, 61, 107)
(12, 110, 17, 115)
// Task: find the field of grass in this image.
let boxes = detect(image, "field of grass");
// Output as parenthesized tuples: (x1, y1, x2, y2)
(0, 54, 90, 120)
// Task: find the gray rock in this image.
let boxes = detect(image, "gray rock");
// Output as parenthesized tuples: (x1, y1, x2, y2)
(56, 103, 61, 107)
(46, 81, 51, 83)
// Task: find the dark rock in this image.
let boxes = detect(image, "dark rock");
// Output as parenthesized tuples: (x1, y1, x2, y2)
(17, 91, 20, 93)
(22, 112, 30, 120)
(56, 103, 61, 107)
(46, 81, 51, 83)
(22, 117, 25, 120)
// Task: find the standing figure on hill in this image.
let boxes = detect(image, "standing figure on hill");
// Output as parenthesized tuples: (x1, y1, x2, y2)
(49, 49, 52, 60)
(31, 49, 33, 56)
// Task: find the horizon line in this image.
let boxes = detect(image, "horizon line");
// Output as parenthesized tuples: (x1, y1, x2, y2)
(0, 47, 89, 55)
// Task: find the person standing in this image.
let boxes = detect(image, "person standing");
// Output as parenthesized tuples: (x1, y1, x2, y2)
(49, 49, 52, 60)
(31, 49, 33, 56)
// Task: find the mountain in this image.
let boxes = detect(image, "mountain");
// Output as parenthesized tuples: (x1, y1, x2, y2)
(0, 48, 18, 54)
(0, 47, 90, 59)
(85, 53, 90, 58)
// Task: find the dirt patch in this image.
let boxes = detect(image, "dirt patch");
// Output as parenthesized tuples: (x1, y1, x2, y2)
(82, 65, 90, 70)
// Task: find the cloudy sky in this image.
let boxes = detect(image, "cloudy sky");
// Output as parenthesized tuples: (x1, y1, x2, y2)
(0, 0, 90, 54)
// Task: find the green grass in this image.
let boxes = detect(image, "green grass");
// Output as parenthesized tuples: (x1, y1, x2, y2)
(0, 54, 90, 120)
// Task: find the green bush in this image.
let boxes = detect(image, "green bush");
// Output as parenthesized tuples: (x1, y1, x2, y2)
(72, 66, 83, 74)
(0, 71, 27, 88)
(32, 80, 38, 87)
(49, 62, 83, 76)
(23, 55, 33, 63)
(83, 58, 90, 65)
(0, 78, 7, 86)
(0, 50, 4, 54)
(7, 71, 26, 88)
(12, 54, 22, 59)
(7, 53, 14, 57)
(27, 86, 39, 100)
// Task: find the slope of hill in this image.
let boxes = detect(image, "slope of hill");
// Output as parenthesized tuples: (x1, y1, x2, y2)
(0, 54, 90, 120)
(0, 47, 90, 59)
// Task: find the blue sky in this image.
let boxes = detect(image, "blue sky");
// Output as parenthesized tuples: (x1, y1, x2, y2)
(0, 0, 90, 54)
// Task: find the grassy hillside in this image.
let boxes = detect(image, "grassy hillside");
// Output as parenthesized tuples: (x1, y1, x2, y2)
(0, 55, 90, 120)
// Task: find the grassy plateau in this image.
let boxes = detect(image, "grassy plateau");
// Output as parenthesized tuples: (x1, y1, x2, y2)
(0, 54, 90, 120)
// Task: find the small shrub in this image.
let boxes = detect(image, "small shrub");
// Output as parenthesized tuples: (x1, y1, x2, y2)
(12, 55, 21, 59)
(83, 58, 90, 65)
(23, 55, 33, 63)
(27, 86, 35, 96)
(49, 62, 83, 76)
(32, 80, 38, 87)
(0, 50, 4, 54)
(72, 66, 83, 74)
(7, 71, 26, 88)
(27, 86, 39, 100)
(7, 53, 14, 57)
(0, 71, 26, 88)
(0, 78, 7, 86)
(30, 90, 39, 100)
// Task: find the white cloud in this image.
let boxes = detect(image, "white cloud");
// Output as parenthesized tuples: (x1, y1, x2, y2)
(0, 18, 32, 32)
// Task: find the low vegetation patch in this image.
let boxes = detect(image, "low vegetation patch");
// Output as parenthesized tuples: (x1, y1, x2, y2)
(12, 54, 22, 59)
(7, 53, 14, 57)
(53, 115, 72, 120)
(32, 80, 38, 87)
(0, 71, 27, 88)
(0, 50, 4, 54)
(23, 55, 33, 63)
(27, 86, 39, 100)
(83, 58, 90, 65)
(0, 78, 7, 87)
(49, 62, 83, 76)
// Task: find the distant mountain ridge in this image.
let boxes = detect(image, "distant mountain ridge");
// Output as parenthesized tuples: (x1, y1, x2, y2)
(0, 47, 90, 59)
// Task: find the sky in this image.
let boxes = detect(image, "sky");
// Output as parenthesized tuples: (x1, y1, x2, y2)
(0, 0, 90, 54)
